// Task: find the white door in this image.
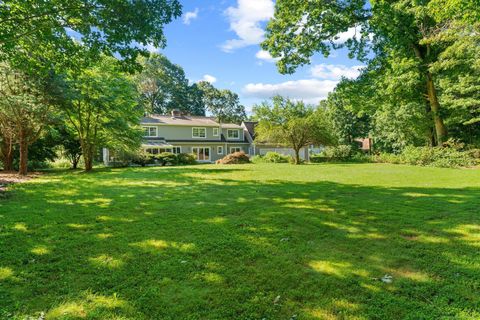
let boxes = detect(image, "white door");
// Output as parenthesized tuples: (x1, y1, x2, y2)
(192, 147, 211, 161)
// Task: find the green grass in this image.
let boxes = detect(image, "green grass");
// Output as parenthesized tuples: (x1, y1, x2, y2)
(1, 163, 480, 319)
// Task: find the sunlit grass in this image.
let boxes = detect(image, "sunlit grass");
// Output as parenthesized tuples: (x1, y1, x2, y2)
(0, 163, 479, 319)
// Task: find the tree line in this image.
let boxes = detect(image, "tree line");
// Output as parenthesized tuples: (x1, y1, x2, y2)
(0, 1, 246, 175)
(262, 0, 480, 152)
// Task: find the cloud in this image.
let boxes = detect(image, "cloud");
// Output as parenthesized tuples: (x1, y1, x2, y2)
(201, 74, 217, 83)
(243, 79, 338, 104)
(221, 0, 274, 52)
(183, 8, 199, 25)
(310, 64, 364, 80)
(255, 50, 279, 63)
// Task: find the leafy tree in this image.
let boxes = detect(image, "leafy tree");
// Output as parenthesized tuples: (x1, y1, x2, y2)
(136, 54, 205, 115)
(253, 96, 335, 164)
(197, 81, 246, 124)
(61, 57, 142, 171)
(0, 64, 52, 175)
(262, 0, 478, 145)
(0, 0, 182, 73)
(0, 113, 15, 171)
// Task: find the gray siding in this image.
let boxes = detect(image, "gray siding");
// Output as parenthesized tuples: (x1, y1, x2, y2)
(221, 127, 244, 142)
(141, 124, 221, 141)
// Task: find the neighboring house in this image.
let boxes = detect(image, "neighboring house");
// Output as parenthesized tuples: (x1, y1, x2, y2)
(103, 110, 250, 164)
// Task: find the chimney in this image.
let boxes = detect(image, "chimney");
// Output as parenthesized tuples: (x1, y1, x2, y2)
(171, 109, 181, 118)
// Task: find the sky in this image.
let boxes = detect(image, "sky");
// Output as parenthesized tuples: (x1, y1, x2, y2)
(152, 0, 364, 112)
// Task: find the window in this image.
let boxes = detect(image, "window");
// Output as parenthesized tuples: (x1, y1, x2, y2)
(145, 147, 181, 155)
(143, 126, 157, 137)
(192, 127, 206, 138)
(192, 147, 210, 161)
(230, 147, 241, 153)
(213, 128, 219, 136)
(217, 146, 223, 155)
(227, 129, 240, 139)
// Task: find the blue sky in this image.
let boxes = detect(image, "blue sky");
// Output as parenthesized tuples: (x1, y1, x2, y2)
(154, 0, 364, 112)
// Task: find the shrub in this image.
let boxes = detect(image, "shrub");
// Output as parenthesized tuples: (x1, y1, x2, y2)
(320, 145, 352, 159)
(250, 155, 267, 163)
(156, 152, 178, 166)
(176, 153, 197, 165)
(263, 152, 290, 163)
(216, 151, 250, 164)
(374, 146, 476, 168)
(131, 150, 154, 167)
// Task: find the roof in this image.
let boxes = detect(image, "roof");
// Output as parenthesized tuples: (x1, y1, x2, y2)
(242, 121, 258, 139)
(220, 123, 243, 129)
(142, 141, 174, 148)
(141, 114, 219, 127)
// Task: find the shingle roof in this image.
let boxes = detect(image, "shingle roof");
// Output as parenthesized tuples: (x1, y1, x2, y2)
(141, 114, 219, 126)
(242, 121, 258, 139)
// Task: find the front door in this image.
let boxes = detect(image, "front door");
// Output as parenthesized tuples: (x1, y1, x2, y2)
(192, 147, 211, 161)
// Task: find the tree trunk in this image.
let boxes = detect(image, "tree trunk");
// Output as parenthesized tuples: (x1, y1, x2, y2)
(294, 149, 301, 165)
(1, 137, 14, 171)
(72, 156, 79, 169)
(18, 132, 28, 176)
(84, 151, 93, 172)
(426, 72, 447, 145)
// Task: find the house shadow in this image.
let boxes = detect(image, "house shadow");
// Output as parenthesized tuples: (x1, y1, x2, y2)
(0, 166, 479, 319)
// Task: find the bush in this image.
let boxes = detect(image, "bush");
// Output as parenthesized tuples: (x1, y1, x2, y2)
(374, 146, 476, 168)
(251, 155, 267, 163)
(320, 145, 352, 159)
(264, 152, 290, 163)
(176, 153, 197, 165)
(216, 151, 250, 164)
(131, 150, 154, 167)
(156, 152, 178, 166)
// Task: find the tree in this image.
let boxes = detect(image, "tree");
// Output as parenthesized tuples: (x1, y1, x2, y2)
(0, 0, 182, 73)
(136, 54, 205, 115)
(262, 0, 478, 146)
(0, 64, 52, 175)
(253, 96, 335, 164)
(197, 81, 246, 124)
(0, 114, 15, 171)
(61, 57, 142, 172)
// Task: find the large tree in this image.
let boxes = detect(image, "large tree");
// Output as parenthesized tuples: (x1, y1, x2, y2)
(136, 54, 205, 115)
(60, 57, 142, 171)
(0, 0, 182, 73)
(253, 96, 335, 164)
(0, 64, 52, 175)
(262, 0, 478, 146)
(197, 81, 246, 124)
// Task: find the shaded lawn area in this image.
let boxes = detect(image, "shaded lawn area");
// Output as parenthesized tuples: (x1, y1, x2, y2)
(1, 163, 479, 319)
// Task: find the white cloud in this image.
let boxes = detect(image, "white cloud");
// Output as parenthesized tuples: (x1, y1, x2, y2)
(310, 64, 364, 80)
(243, 79, 338, 104)
(201, 74, 217, 83)
(221, 0, 274, 52)
(255, 50, 279, 63)
(183, 8, 199, 25)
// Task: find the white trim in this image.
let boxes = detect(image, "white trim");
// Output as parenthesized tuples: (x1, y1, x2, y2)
(191, 146, 211, 161)
(213, 127, 219, 136)
(227, 129, 240, 139)
(217, 146, 223, 155)
(142, 126, 158, 137)
(230, 147, 242, 154)
(192, 127, 207, 138)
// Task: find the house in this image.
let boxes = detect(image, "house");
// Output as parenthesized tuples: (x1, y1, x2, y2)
(102, 111, 310, 165)
(103, 110, 251, 164)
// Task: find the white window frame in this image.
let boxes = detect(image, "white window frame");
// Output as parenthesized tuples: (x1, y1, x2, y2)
(192, 127, 206, 138)
(213, 127, 219, 136)
(192, 147, 211, 161)
(143, 126, 157, 137)
(144, 146, 181, 155)
(217, 146, 223, 155)
(230, 147, 242, 154)
(227, 129, 240, 139)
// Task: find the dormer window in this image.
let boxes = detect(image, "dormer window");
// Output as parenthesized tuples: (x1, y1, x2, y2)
(227, 129, 240, 139)
(143, 126, 157, 137)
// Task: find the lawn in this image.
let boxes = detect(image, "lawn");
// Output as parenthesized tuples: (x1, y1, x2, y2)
(1, 163, 479, 319)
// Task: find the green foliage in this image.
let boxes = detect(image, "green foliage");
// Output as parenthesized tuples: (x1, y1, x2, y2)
(216, 151, 250, 164)
(265, 152, 290, 163)
(197, 81, 246, 123)
(374, 146, 476, 168)
(156, 152, 178, 166)
(176, 153, 197, 165)
(0, 0, 182, 74)
(130, 149, 154, 167)
(253, 96, 336, 164)
(136, 54, 205, 115)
